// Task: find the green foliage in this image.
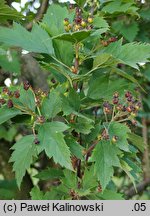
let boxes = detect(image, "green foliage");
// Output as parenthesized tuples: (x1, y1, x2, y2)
(104, 39, 150, 69)
(30, 186, 45, 200)
(0, 0, 23, 24)
(9, 135, 37, 188)
(0, 23, 54, 55)
(102, 0, 139, 16)
(0, 106, 21, 125)
(37, 122, 72, 170)
(91, 141, 120, 190)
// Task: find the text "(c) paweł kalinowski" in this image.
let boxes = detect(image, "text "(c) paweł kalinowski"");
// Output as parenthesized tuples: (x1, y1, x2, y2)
(20, 202, 104, 212)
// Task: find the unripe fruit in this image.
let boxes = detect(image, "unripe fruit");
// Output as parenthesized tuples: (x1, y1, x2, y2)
(81, 20, 87, 28)
(112, 135, 118, 143)
(74, 24, 80, 31)
(87, 16, 93, 24)
(97, 134, 102, 141)
(64, 25, 70, 32)
(131, 112, 136, 117)
(63, 18, 69, 26)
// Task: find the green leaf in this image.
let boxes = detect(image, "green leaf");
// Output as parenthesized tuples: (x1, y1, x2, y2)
(74, 0, 86, 7)
(88, 74, 109, 99)
(0, 0, 23, 24)
(0, 23, 54, 55)
(61, 88, 80, 115)
(102, 0, 139, 17)
(30, 186, 44, 200)
(41, 90, 62, 119)
(127, 133, 145, 152)
(71, 117, 94, 134)
(93, 16, 109, 29)
(37, 122, 72, 170)
(9, 135, 37, 188)
(120, 159, 137, 190)
(34, 168, 64, 180)
(0, 106, 21, 125)
(91, 141, 120, 190)
(88, 73, 132, 100)
(82, 166, 98, 190)
(93, 53, 111, 68)
(65, 136, 84, 160)
(109, 122, 131, 151)
(104, 40, 150, 69)
(53, 30, 92, 43)
(97, 190, 124, 200)
(42, 4, 74, 65)
(16, 86, 36, 112)
(112, 21, 139, 42)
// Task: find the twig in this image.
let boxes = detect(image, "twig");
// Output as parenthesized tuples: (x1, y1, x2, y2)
(125, 178, 150, 199)
(26, 0, 49, 30)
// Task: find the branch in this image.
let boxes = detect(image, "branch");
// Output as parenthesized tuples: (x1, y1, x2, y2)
(26, 0, 49, 30)
(125, 178, 150, 199)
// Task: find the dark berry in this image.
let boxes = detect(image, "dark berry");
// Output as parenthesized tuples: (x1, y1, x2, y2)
(74, 16, 82, 24)
(23, 80, 30, 91)
(113, 98, 119, 104)
(14, 90, 20, 98)
(0, 98, 6, 105)
(7, 99, 13, 108)
(7, 91, 14, 98)
(109, 37, 117, 43)
(127, 96, 133, 102)
(34, 138, 40, 145)
(122, 106, 126, 112)
(2, 87, 9, 94)
(125, 91, 132, 98)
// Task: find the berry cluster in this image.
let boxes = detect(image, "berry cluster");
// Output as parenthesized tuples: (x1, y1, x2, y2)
(0, 81, 48, 145)
(0, 87, 21, 109)
(98, 91, 142, 143)
(103, 91, 141, 122)
(63, 7, 93, 32)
